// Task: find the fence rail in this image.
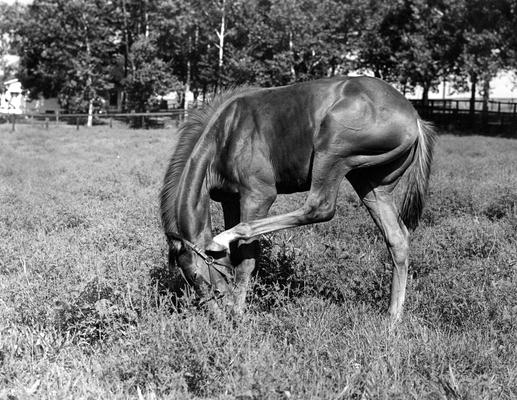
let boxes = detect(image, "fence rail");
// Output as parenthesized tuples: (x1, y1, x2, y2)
(410, 99, 517, 136)
(411, 98, 517, 115)
(1, 109, 186, 131)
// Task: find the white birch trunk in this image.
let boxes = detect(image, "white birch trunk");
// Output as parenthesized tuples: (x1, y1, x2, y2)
(184, 33, 192, 119)
(216, 0, 226, 88)
(87, 98, 93, 127)
(289, 31, 296, 80)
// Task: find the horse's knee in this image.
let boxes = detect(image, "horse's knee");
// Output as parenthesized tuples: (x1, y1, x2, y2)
(234, 222, 253, 239)
(387, 231, 409, 265)
(304, 200, 335, 222)
(233, 238, 260, 264)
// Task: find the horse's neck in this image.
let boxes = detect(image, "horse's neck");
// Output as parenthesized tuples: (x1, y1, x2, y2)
(175, 142, 213, 245)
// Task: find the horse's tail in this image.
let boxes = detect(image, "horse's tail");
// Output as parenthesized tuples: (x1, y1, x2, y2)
(400, 119, 437, 230)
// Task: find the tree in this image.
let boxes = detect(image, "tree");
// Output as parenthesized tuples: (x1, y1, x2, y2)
(123, 34, 181, 112)
(221, 0, 365, 87)
(357, 0, 464, 103)
(154, 0, 209, 102)
(453, 0, 511, 118)
(0, 2, 25, 83)
(17, 0, 118, 125)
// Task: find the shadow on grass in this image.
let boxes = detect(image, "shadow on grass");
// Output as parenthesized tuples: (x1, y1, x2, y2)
(148, 236, 398, 317)
(249, 239, 390, 314)
(148, 252, 192, 313)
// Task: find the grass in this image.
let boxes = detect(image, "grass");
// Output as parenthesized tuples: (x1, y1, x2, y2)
(0, 123, 516, 399)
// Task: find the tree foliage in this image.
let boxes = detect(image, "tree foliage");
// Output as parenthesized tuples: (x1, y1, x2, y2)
(9, 0, 517, 110)
(356, 0, 465, 101)
(17, 0, 118, 112)
(0, 2, 25, 82)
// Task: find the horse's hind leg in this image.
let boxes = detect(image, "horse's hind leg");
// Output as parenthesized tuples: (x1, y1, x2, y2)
(349, 176, 409, 320)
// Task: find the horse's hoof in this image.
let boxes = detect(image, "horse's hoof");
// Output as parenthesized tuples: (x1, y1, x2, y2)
(206, 240, 228, 254)
(230, 307, 244, 327)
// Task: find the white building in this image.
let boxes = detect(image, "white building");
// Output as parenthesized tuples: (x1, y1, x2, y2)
(0, 78, 60, 114)
(0, 78, 23, 114)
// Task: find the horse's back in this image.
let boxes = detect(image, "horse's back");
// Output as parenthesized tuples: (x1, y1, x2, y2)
(239, 75, 418, 151)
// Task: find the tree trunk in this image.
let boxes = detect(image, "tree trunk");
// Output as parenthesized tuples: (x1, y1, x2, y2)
(481, 76, 490, 128)
(87, 98, 94, 128)
(184, 34, 192, 119)
(469, 72, 477, 118)
(216, 0, 226, 91)
(481, 77, 490, 113)
(421, 82, 430, 107)
(289, 31, 296, 81)
(122, 0, 130, 111)
(83, 15, 94, 128)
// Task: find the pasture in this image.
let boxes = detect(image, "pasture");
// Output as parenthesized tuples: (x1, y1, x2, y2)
(0, 124, 516, 399)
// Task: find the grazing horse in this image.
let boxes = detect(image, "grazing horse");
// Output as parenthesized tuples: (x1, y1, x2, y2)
(160, 76, 436, 320)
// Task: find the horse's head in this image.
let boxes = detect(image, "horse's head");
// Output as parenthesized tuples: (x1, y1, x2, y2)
(168, 235, 234, 312)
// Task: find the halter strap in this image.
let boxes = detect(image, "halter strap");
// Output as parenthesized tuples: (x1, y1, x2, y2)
(166, 231, 234, 283)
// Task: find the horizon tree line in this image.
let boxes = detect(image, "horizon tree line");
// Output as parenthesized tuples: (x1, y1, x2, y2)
(1, 0, 516, 121)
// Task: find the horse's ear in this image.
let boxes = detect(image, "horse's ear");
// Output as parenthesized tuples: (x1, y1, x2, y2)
(171, 240, 183, 254)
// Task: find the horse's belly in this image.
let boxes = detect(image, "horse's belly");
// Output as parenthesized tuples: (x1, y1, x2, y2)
(274, 155, 313, 194)
(275, 176, 311, 194)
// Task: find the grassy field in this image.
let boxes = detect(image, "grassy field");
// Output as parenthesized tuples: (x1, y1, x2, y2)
(0, 124, 516, 399)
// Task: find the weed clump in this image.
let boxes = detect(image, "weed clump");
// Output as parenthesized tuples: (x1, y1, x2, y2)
(422, 187, 475, 226)
(483, 190, 517, 221)
(249, 239, 306, 311)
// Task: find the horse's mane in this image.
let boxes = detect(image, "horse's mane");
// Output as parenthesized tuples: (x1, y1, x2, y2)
(160, 86, 255, 236)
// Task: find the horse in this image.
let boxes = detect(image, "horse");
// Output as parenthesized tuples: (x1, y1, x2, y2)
(160, 76, 436, 320)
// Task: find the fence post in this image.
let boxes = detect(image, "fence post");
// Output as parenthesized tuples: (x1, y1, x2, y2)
(109, 117, 113, 128)
(56, 110, 59, 124)
(11, 114, 15, 132)
(45, 117, 49, 130)
(76, 117, 79, 130)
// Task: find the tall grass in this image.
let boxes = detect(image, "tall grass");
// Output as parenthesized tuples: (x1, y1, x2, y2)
(0, 125, 516, 399)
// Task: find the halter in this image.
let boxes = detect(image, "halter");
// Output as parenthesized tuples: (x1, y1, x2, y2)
(181, 237, 234, 282)
(167, 232, 235, 306)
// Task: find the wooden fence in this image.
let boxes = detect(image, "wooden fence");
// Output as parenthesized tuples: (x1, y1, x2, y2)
(2, 110, 186, 131)
(410, 99, 517, 135)
(411, 98, 517, 114)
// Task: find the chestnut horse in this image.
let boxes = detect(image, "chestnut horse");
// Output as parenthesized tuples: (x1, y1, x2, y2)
(160, 76, 436, 320)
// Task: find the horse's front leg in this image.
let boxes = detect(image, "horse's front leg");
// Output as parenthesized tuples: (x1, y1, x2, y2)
(207, 153, 350, 253)
(231, 239, 260, 316)
(229, 192, 275, 317)
(208, 182, 343, 251)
